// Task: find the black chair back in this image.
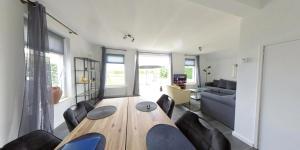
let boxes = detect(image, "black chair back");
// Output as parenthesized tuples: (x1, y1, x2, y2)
(81, 101, 95, 112)
(175, 111, 231, 150)
(2, 130, 61, 150)
(157, 94, 175, 118)
(63, 101, 94, 132)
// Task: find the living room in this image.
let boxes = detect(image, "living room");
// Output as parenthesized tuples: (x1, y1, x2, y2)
(1, 0, 300, 150)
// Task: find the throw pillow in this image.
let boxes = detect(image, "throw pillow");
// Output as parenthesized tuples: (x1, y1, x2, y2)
(226, 81, 237, 90)
(212, 80, 219, 87)
(217, 79, 227, 88)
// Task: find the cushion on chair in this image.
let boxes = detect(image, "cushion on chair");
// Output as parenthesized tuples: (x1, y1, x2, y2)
(171, 84, 181, 89)
(175, 111, 231, 150)
(157, 94, 175, 118)
(2, 130, 61, 150)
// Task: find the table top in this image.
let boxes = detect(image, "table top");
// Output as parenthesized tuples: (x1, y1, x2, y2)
(55, 97, 128, 150)
(55, 96, 175, 150)
(189, 87, 208, 93)
(126, 97, 175, 150)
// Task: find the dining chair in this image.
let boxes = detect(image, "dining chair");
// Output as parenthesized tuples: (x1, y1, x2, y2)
(157, 94, 175, 118)
(175, 111, 231, 150)
(63, 101, 94, 132)
(1, 130, 61, 150)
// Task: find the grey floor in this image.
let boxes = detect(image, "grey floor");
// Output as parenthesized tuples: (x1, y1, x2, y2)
(54, 99, 255, 150)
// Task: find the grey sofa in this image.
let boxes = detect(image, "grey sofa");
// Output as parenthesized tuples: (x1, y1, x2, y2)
(201, 79, 236, 129)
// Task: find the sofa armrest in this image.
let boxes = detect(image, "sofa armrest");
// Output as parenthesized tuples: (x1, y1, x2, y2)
(218, 88, 236, 95)
(201, 92, 235, 107)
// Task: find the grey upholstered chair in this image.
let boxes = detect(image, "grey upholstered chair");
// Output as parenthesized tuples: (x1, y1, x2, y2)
(1, 130, 61, 150)
(63, 101, 94, 132)
(157, 94, 175, 118)
(175, 111, 231, 150)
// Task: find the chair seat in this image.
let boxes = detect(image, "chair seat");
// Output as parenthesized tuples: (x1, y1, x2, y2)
(2, 130, 61, 150)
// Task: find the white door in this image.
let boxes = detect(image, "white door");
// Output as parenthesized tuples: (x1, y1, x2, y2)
(259, 40, 300, 150)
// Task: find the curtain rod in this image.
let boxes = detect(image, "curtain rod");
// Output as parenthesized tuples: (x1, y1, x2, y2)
(20, 0, 78, 35)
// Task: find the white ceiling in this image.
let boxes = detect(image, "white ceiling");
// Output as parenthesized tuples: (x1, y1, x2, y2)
(41, 0, 262, 54)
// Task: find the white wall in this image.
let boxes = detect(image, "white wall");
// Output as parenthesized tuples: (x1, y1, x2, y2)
(235, 0, 300, 147)
(200, 51, 238, 84)
(172, 53, 185, 74)
(0, 0, 25, 146)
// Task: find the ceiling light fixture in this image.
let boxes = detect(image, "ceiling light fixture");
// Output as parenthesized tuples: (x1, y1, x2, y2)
(123, 34, 135, 42)
(198, 46, 202, 52)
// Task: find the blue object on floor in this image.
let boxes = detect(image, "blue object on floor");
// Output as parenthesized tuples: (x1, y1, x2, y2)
(146, 124, 195, 150)
(57, 133, 105, 150)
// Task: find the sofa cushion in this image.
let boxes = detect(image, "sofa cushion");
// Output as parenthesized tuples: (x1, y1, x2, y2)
(212, 80, 219, 87)
(201, 92, 235, 107)
(219, 88, 236, 95)
(217, 79, 227, 88)
(206, 87, 220, 93)
(226, 80, 236, 90)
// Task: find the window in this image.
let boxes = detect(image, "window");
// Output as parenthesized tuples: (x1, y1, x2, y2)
(24, 22, 67, 99)
(105, 54, 125, 87)
(139, 54, 171, 97)
(184, 58, 196, 84)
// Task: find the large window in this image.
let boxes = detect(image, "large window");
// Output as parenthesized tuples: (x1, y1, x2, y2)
(24, 23, 66, 99)
(184, 58, 196, 84)
(139, 54, 171, 97)
(105, 54, 125, 87)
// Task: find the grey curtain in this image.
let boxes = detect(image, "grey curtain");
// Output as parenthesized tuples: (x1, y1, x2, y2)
(169, 53, 174, 84)
(196, 55, 201, 87)
(133, 51, 139, 96)
(19, 2, 53, 136)
(98, 47, 106, 99)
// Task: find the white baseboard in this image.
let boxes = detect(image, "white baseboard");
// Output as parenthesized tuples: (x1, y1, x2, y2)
(232, 131, 255, 148)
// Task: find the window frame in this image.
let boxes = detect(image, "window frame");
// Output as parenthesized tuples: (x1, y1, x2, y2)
(184, 58, 197, 84)
(106, 54, 125, 64)
(47, 30, 68, 100)
(105, 54, 126, 88)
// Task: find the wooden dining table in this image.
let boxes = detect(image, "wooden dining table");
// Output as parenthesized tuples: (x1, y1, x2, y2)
(55, 96, 175, 150)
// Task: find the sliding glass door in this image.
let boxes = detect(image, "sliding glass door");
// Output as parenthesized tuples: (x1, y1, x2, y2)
(139, 53, 171, 97)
